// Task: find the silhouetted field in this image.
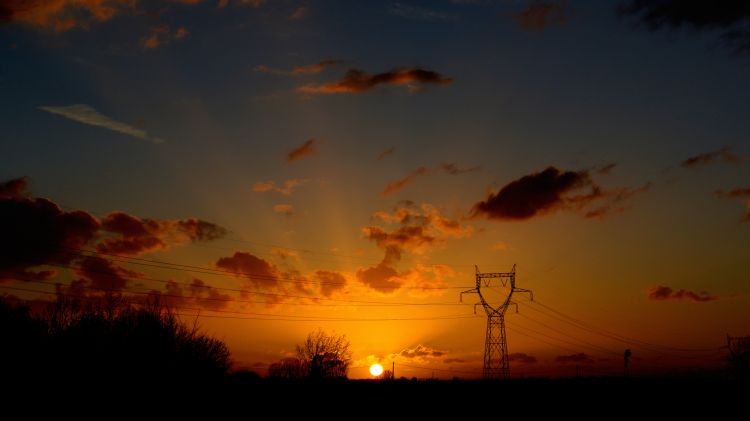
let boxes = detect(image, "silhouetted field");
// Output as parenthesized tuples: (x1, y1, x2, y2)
(1, 296, 744, 416)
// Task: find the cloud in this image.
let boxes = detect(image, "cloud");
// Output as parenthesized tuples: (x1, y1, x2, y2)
(297, 67, 453, 94)
(514, 0, 572, 32)
(273, 204, 294, 216)
(647, 285, 720, 303)
(492, 241, 508, 251)
(97, 211, 227, 256)
(382, 167, 430, 196)
(443, 358, 467, 364)
(595, 163, 617, 175)
(215, 251, 280, 289)
(254, 60, 339, 76)
(509, 353, 538, 364)
(252, 179, 309, 195)
(715, 187, 750, 221)
(471, 166, 649, 221)
(0, 177, 99, 282)
(315, 270, 347, 297)
(150, 278, 231, 311)
(681, 146, 740, 168)
(358, 203, 471, 293)
(39, 104, 164, 143)
(389, 3, 452, 21)
(287, 139, 319, 162)
(142, 25, 190, 49)
(377, 147, 395, 161)
(76, 255, 139, 293)
(271, 247, 298, 261)
(381, 162, 479, 196)
(555, 353, 594, 364)
(399, 345, 446, 359)
(619, 1, 750, 54)
(0, 0, 134, 32)
(289, 6, 308, 20)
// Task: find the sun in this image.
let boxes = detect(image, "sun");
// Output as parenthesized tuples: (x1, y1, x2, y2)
(369, 363, 384, 377)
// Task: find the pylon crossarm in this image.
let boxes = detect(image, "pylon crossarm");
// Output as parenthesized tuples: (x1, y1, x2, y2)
(513, 287, 533, 301)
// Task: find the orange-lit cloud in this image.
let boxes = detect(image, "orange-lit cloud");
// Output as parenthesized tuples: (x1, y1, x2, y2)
(252, 178, 309, 195)
(273, 204, 294, 216)
(681, 146, 739, 168)
(254, 59, 340, 76)
(297, 67, 453, 94)
(472, 166, 650, 221)
(514, 0, 572, 32)
(142, 25, 189, 49)
(0, 0, 135, 32)
(287, 138, 319, 162)
(358, 203, 471, 293)
(315, 270, 347, 297)
(381, 162, 479, 196)
(647, 285, 720, 303)
(76, 255, 139, 293)
(289, 6, 308, 20)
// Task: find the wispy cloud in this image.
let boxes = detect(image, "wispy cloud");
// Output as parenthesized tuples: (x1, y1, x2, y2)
(514, 1, 573, 32)
(647, 285, 721, 303)
(681, 146, 740, 168)
(389, 3, 452, 21)
(254, 59, 340, 76)
(377, 147, 395, 161)
(298, 67, 453, 94)
(252, 179, 309, 195)
(273, 204, 294, 216)
(39, 104, 164, 143)
(287, 138, 319, 161)
(381, 162, 479, 196)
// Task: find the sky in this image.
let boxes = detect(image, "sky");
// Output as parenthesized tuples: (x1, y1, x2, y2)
(1, 0, 749, 379)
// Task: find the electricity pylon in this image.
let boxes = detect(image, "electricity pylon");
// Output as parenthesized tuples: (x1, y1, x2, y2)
(461, 264, 532, 379)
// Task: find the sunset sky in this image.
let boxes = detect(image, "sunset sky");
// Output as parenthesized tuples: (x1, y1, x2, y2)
(1, 0, 749, 378)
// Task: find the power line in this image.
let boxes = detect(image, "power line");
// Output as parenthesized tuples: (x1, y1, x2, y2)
(0, 284, 479, 322)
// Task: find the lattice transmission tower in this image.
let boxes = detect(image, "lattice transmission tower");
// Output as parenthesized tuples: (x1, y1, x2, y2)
(461, 264, 532, 379)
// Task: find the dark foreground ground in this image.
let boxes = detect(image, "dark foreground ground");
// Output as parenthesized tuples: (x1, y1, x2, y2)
(8, 375, 746, 417)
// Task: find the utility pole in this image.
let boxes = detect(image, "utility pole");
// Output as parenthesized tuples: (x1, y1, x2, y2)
(461, 264, 532, 379)
(392, 361, 395, 381)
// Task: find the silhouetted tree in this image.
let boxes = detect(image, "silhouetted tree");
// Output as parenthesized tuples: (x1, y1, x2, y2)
(268, 357, 308, 378)
(296, 328, 351, 379)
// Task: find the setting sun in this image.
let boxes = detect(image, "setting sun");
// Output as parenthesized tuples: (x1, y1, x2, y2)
(369, 364, 384, 377)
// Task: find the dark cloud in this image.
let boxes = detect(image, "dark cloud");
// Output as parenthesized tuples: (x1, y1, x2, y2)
(681, 146, 740, 168)
(381, 163, 479, 196)
(216, 251, 279, 289)
(619, 1, 750, 54)
(298, 68, 453, 94)
(76, 255, 139, 293)
(315, 270, 347, 297)
(555, 353, 594, 364)
(254, 59, 340, 76)
(287, 138, 319, 162)
(443, 358, 467, 364)
(472, 167, 591, 220)
(647, 285, 720, 303)
(509, 352, 538, 364)
(595, 163, 617, 175)
(377, 147, 395, 161)
(514, 0, 572, 32)
(356, 247, 404, 294)
(149, 278, 231, 311)
(715, 187, 750, 221)
(472, 166, 649, 221)
(0, 177, 99, 282)
(97, 212, 227, 256)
